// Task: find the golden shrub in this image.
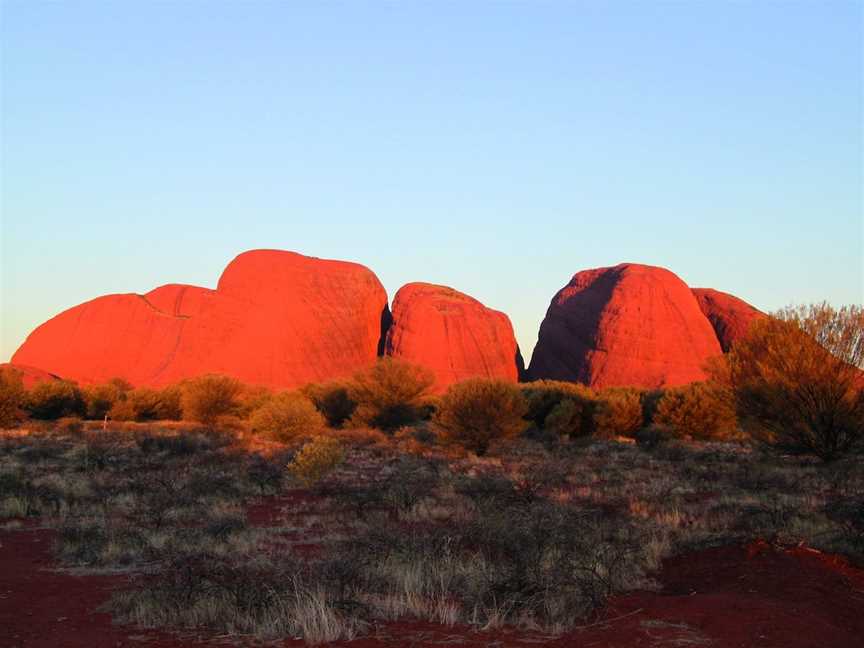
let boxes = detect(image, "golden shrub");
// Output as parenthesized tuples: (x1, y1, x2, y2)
(0, 366, 25, 428)
(653, 382, 737, 440)
(593, 387, 644, 438)
(435, 378, 527, 455)
(521, 380, 597, 430)
(180, 374, 242, 424)
(711, 305, 864, 461)
(83, 378, 132, 419)
(26, 380, 85, 420)
(250, 391, 325, 442)
(288, 435, 345, 486)
(347, 358, 435, 432)
(109, 386, 182, 421)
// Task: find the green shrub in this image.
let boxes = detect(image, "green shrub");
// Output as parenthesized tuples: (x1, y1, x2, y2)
(436, 378, 527, 455)
(0, 366, 26, 428)
(180, 374, 242, 424)
(288, 435, 345, 486)
(653, 382, 737, 440)
(347, 359, 435, 432)
(593, 387, 644, 438)
(26, 380, 85, 419)
(301, 381, 356, 428)
(521, 380, 596, 430)
(250, 391, 325, 442)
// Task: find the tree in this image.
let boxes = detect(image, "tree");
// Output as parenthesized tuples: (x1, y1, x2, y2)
(436, 378, 527, 455)
(712, 303, 864, 461)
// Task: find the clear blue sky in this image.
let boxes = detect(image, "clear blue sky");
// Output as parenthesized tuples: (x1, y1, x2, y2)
(2, 1, 862, 363)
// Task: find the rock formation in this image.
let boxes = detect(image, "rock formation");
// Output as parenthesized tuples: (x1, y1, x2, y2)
(0, 363, 61, 389)
(528, 264, 723, 389)
(692, 288, 764, 352)
(12, 250, 389, 389)
(385, 282, 522, 391)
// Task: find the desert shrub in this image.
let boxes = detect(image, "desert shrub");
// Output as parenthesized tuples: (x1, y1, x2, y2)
(110, 386, 182, 421)
(521, 380, 596, 430)
(235, 384, 273, 419)
(712, 304, 864, 461)
(288, 436, 345, 486)
(180, 374, 242, 424)
(544, 396, 596, 439)
(593, 387, 644, 438)
(250, 391, 325, 442)
(0, 366, 26, 428)
(633, 424, 676, 450)
(347, 359, 435, 432)
(302, 381, 357, 428)
(25, 380, 85, 419)
(82, 378, 132, 419)
(653, 381, 737, 440)
(435, 378, 527, 455)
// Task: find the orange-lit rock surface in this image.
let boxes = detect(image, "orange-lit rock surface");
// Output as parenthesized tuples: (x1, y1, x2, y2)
(0, 363, 61, 388)
(692, 287, 765, 352)
(12, 250, 389, 389)
(385, 283, 522, 391)
(528, 264, 723, 389)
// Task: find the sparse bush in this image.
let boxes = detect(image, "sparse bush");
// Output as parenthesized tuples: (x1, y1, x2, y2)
(180, 374, 242, 424)
(288, 436, 345, 486)
(25, 380, 85, 419)
(712, 304, 864, 461)
(653, 381, 737, 440)
(302, 381, 357, 428)
(593, 387, 644, 438)
(347, 359, 435, 432)
(250, 391, 325, 442)
(634, 424, 676, 450)
(436, 378, 527, 455)
(0, 366, 26, 428)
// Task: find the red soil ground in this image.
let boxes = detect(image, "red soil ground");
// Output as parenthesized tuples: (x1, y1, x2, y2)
(2, 516, 863, 648)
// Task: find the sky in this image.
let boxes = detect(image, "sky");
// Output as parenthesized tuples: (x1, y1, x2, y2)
(1, 1, 862, 364)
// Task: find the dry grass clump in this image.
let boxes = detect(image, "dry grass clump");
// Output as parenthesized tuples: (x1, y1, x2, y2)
(346, 359, 435, 432)
(288, 436, 345, 486)
(250, 391, 325, 442)
(653, 382, 737, 440)
(436, 378, 527, 455)
(0, 366, 26, 428)
(180, 374, 242, 424)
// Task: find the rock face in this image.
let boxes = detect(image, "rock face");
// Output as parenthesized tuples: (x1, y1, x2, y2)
(0, 363, 61, 389)
(528, 264, 723, 389)
(12, 250, 389, 389)
(692, 288, 764, 352)
(385, 283, 522, 391)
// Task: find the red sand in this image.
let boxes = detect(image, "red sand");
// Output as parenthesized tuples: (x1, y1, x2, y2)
(3, 517, 862, 648)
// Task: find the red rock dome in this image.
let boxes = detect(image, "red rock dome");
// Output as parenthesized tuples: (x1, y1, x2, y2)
(0, 363, 62, 389)
(692, 288, 764, 352)
(528, 264, 723, 389)
(12, 250, 389, 389)
(385, 282, 522, 391)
